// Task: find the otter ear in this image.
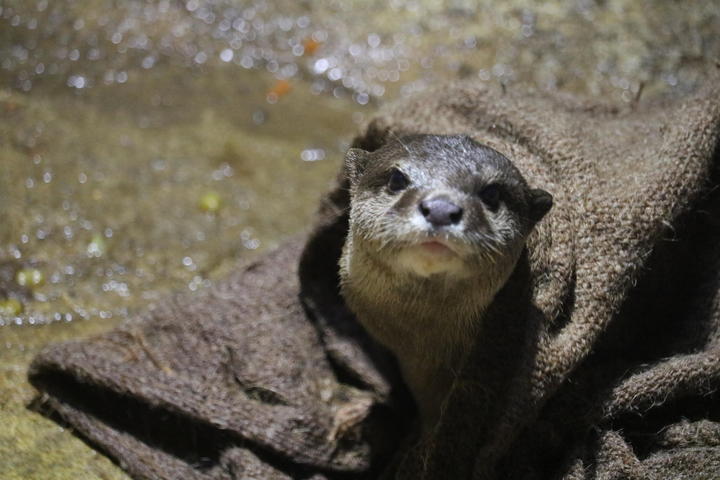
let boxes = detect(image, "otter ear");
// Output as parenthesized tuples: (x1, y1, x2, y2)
(344, 148, 371, 185)
(528, 188, 553, 223)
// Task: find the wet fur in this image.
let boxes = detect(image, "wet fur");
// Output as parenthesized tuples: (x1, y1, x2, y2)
(339, 134, 551, 428)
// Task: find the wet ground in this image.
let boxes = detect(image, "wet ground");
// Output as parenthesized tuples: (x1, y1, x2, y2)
(1, 0, 719, 478)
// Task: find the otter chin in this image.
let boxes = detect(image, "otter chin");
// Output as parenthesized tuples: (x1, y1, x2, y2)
(339, 134, 552, 429)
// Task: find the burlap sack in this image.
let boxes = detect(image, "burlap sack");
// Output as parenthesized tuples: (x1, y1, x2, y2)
(30, 240, 406, 480)
(30, 75, 720, 479)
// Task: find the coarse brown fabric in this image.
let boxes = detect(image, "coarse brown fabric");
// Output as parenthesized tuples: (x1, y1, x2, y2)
(29, 239, 407, 480)
(30, 74, 720, 480)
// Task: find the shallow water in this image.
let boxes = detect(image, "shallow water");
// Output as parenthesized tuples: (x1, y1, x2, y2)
(1, 0, 719, 478)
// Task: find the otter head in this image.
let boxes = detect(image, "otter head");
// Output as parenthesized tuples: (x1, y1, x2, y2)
(341, 135, 551, 290)
(339, 134, 551, 424)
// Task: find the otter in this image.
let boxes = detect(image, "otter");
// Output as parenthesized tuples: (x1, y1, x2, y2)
(339, 134, 552, 428)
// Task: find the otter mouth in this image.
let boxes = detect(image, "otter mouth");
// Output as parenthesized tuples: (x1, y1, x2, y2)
(392, 237, 466, 277)
(418, 239, 456, 255)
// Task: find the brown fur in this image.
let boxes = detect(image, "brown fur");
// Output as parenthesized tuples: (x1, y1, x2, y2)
(339, 134, 552, 426)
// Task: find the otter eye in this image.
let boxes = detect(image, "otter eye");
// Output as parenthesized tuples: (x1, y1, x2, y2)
(387, 168, 409, 193)
(478, 184, 501, 210)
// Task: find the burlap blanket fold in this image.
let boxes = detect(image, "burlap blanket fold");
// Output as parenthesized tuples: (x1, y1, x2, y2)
(29, 240, 406, 480)
(30, 75, 720, 480)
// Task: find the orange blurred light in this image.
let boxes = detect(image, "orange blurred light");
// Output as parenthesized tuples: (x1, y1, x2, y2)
(303, 38, 321, 56)
(267, 79, 292, 102)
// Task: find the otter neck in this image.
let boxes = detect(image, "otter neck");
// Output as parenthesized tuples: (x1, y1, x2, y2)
(342, 241, 494, 425)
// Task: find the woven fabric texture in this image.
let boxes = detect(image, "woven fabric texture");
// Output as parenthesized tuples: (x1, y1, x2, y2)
(30, 75, 720, 480)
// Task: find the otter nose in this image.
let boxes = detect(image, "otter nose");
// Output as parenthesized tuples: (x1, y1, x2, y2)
(419, 198, 463, 227)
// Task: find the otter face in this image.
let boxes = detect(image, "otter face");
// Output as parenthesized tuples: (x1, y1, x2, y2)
(343, 134, 552, 279)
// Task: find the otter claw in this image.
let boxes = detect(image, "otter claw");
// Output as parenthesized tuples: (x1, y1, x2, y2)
(328, 396, 374, 442)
